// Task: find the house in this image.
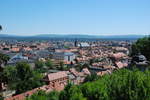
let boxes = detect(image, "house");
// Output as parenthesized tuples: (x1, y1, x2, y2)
(110, 52, 127, 61)
(69, 68, 90, 84)
(97, 70, 111, 76)
(43, 71, 68, 90)
(52, 52, 76, 63)
(113, 47, 129, 54)
(7, 53, 28, 65)
(115, 61, 128, 69)
(11, 47, 20, 53)
(34, 50, 51, 59)
(64, 52, 76, 62)
(78, 42, 90, 48)
(7, 53, 34, 66)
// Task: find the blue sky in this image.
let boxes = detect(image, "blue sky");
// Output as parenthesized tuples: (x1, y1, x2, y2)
(0, 0, 150, 36)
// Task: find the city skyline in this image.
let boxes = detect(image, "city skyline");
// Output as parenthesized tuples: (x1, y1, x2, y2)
(0, 0, 150, 36)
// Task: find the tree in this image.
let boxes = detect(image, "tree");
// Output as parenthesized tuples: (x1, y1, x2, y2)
(59, 61, 68, 71)
(59, 82, 87, 100)
(82, 63, 90, 68)
(4, 62, 44, 94)
(16, 62, 32, 80)
(0, 53, 10, 88)
(74, 58, 79, 64)
(26, 90, 47, 100)
(130, 43, 139, 56)
(83, 73, 99, 83)
(0, 53, 10, 67)
(75, 63, 83, 71)
(0, 97, 4, 100)
(26, 90, 60, 100)
(60, 61, 64, 67)
(106, 68, 150, 100)
(35, 60, 45, 69)
(27, 68, 150, 100)
(45, 59, 53, 69)
(89, 59, 94, 65)
(59, 82, 74, 100)
(2, 65, 16, 85)
(68, 86, 86, 100)
(35, 60, 46, 73)
(131, 36, 150, 61)
(81, 81, 108, 100)
(47, 91, 59, 100)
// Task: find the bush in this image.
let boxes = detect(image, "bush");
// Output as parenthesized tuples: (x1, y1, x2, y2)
(27, 68, 150, 100)
(131, 36, 150, 61)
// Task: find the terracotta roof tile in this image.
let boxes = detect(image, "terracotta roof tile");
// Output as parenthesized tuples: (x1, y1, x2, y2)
(47, 71, 68, 81)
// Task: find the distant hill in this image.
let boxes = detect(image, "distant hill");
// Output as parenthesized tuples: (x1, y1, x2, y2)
(34, 34, 146, 38)
(0, 34, 148, 40)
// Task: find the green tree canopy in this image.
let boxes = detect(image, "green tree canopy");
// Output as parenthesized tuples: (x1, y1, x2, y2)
(3, 62, 44, 94)
(47, 91, 59, 100)
(35, 60, 45, 69)
(0, 53, 10, 66)
(83, 73, 99, 83)
(26, 90, 47, 100)
(35, 60, 47, 73)
(27, 68, 150, 100)
(45, 59, 53, 69)
(131, 36, 150, 61)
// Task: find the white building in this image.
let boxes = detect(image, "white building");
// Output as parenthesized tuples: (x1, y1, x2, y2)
(53, 52, 76, 62)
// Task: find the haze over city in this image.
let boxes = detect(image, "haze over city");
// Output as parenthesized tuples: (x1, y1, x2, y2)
(0, 0, 150, 36)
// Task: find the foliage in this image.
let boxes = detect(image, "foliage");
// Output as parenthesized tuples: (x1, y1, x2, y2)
(75, 63, 85, 71)
(0, 97, 4, 100)
(26, 90, 59, 100)
(35, 60, 47, 73)
(27, 68, 150, 100)
(35, 60, 45, 69)
(59, 82, 74, 100)
(47, 91, 60, 100)
(74, 58, 79, 64)
(0, 53, 10, 88)
(59, 61, 69, 71)
(26, 90, 47, 100)
(45, 59, 53, 69)
(81, 80, 108, 100)
(107, 68, 150, 100)
(0, 53, 10, 66)
(89, 59, 94, 65)
(82, 63, 90, 68)
(83, 73, 99, 83)
(59, 61, 64, 68)
(2, 65, 16, 84)
(131, 36, 150, 61)
(64, 45, 69, 49)
(3, 62, 44, 94)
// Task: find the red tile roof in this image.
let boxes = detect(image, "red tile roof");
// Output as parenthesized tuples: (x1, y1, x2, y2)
(115, 61, 128, 69)
(69, 68, 79, 77)
(4, 85, 53, 100)
(47, 71, 68, 81)
(112, 52, 126, 59)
